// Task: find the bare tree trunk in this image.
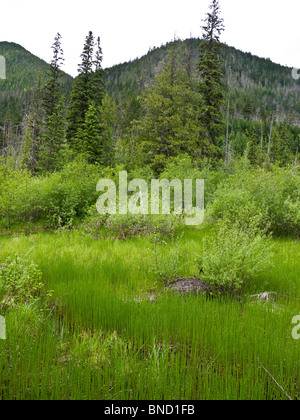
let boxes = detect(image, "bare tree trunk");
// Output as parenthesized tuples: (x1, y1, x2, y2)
(225, 98, 230, 165)
(260, 121, 264, 154)
(266, 115, 274, 165)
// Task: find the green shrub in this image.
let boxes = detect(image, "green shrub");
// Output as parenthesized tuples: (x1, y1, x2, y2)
(209, 187, 269, 231)
(147, 235, 188, 286)
(160, 155, 225, 207)
(0, 256, 48, 311)
(83, 207, 184, 240)
(281, 198, 300, 235)
(0, 158, 121, 229)
(209, 165, 300, 237)
(198, 219, 273, 296)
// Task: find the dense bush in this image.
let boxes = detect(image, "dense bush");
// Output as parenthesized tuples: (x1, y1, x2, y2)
(198, 219, 273, 296)
(0, 256, 46, 311)
(0, 158, 120, 229)
(160, 155, 226, 207)
(83, 206, 184, 240)
(208, 164, 300, 237)
(1, 155, 300, 239)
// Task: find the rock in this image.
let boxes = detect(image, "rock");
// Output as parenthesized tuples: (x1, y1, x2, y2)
(168, 277, 211, 295)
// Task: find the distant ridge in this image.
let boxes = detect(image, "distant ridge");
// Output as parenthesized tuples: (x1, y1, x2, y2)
(1, 38, 300, 126)
(104, 38, 300, 124)
(0, 41, 73, 124)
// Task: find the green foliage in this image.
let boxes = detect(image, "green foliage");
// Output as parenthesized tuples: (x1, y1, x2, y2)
(132, 40, 202, 172)
(0, 158, 104, 229)
(198, 0, 225, 148)
(1, 230, 300, 400)
(198, 219, 273, 295)
(75, 103, 103, 164)
(160, 154, 226, 207)
(84, 206, 184, 240)
(0, 255, 44, 311)
(0, 41, 73, 132)
(101, 93, 117, 166)
(148, 236, 188, 286)
(246, 129, 260, 165)
(38, 96, 70, 173)
(67, 31, 105, 155)
(209, 163, 300, 237)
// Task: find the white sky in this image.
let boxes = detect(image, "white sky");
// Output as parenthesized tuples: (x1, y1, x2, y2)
(0, 0, 299, 77)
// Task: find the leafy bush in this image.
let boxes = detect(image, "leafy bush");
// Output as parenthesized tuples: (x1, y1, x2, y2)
(160, 154, 225, 207)
(198, 219, 273, 296)
(0, 158, 122, 229)
(147, 235, 188, 286)
(83, 207, 184, 240)
(209, 187, 269, 231)
(209, 165, 300, 237)
(0, 256, 49, 311)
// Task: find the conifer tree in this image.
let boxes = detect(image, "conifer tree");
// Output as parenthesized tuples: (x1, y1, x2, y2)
(75, 102, 102, 164)
(93, 37, 105, 105)
(101, 93, 116, 166)
(67, 32, 106, 162)
(44, 33, 64, 118)
(247, 129, 259, 165)
(40, 33, 67, 172)
(278, 121, 293, 165)
(38, 96, 69, 172)
(198, 0, 225, 155)
(67, 31, 95, 144)
(270, 127, 283, 165)
(135, 40, 201, 173)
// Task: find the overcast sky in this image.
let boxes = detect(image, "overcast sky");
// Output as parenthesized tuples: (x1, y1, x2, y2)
(1, 0, 300, 77)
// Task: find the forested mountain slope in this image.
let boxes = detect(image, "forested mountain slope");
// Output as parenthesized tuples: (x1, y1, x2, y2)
(0, 42, 73, 125)
(1, 38, 299, 128)
(105, 38, 300, 124)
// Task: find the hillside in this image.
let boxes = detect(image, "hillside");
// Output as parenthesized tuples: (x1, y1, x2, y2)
(0, 42, 73, 125)
(104, 38, 300, 125)
(1, 39, 300, 129)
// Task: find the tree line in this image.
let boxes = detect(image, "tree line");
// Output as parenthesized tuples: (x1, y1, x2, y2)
(1, 0, 300, 175)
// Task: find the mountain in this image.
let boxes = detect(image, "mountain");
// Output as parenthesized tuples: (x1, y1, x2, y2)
(1, 38, 300, 134)
(104, 38, 300, 125)
(0, 42, 73, 125)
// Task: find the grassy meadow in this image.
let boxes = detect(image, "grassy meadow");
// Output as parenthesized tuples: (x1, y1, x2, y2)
(1, 0, 300, 401)
(0, 226, 300, 400)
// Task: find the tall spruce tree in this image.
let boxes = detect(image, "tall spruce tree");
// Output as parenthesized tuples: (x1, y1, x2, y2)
(135, 40, 201, 173)
(198, 0, 225, 156)
(270, 127, 284, 165)
(67, 31, 95, 145)
(76, 103, 103, 164)
(247, 129, 259, 166)
(44, 33, 64, 117)
(93, 37, 105, 105)
(38, 96, 69, 172)
(67, 32, 106, 163)
(40, 33, 68, 172)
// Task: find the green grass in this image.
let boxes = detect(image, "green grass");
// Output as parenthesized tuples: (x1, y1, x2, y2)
(0, 228, 300, 400)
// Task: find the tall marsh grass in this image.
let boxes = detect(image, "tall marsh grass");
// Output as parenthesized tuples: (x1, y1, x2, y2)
(0, 229, 300, 400)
